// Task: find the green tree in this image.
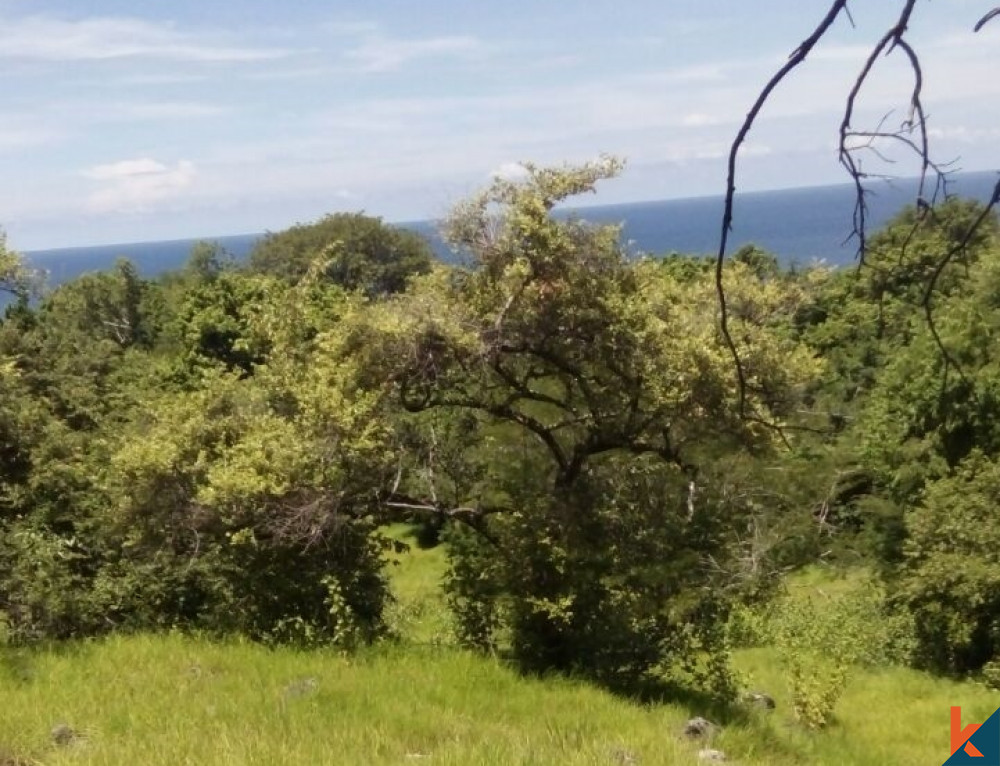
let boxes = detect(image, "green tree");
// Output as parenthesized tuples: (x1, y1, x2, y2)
(358, 159, 820, 687)
(896, 452, 1000, 674)
(0, 267, 396, 643)
(183, 240, 237, 283)
(249, 212, 432, 295)
(169, 271, 282, 378)
(0, 232, 33, 301)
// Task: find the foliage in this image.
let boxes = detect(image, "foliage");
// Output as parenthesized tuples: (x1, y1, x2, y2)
(355, 158, 821, 689)
(0, 232, 34, 301)
(98, 284, 396, 643)
(169, 270, 281, 377)
(895, 452, 1000, 674)
(249, 211, 432, 295)
(791, 201, 1000, 563)
(1, 156, 999, 697)
(730, 574, 916, 729)
(0, 262, 395, 645)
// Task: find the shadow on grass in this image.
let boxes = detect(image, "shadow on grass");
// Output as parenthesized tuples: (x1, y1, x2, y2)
(503, 652, 755, 727)
(0, 636, 104, 686)
(0, 649, 36, 685)
(620, 676, 752, 725)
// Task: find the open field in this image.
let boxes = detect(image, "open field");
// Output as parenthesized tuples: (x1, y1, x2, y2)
(2, 634, 998, 765)
(1, 532, 996, 765)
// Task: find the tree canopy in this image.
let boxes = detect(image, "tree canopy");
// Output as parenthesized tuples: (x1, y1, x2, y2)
(248, 211, 433, 296)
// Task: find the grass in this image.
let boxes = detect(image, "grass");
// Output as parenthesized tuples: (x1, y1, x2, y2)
(383, 523, 453, 645)
(1, 536, 996, 765)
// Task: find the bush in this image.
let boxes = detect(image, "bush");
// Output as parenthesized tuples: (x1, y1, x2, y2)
(0, 527, 106, 642)
(895, 452, 1000, 674)
(445, 457, 742, 696)
(753, 577, 915, 728)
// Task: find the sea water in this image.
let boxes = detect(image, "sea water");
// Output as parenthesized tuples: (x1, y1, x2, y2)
(23, 171, 999, 288)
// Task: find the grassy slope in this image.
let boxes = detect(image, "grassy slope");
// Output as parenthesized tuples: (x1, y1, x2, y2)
(1, 534, 996, 765)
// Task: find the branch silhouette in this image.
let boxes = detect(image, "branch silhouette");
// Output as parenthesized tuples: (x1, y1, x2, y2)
(717, 0, 998, 421)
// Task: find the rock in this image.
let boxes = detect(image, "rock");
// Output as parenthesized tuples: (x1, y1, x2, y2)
(683, 717, 719, 740)
(50, 723, 80, 747)
(744, 690, 775, 710)
(698, 749, 727, 762)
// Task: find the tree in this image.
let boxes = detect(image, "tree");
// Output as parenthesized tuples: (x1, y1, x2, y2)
(0, 232, 32, 301)
(169, 271, 281, 378)
(249, 212, 433, 296)
(896, 452, 1000, 674)
(357, 159, 820, 686)
(35, 259, 155, 349)
(183, 240, 237, 284)
(0, 269, 397, 644)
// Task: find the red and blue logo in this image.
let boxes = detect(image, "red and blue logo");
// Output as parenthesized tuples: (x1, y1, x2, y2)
(946, 707, 1000, 764)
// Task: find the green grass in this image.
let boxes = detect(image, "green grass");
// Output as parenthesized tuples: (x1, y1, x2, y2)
(1, 635, 996, 765)
(1, 536, 996, 765)
(383, 523, 453, 645)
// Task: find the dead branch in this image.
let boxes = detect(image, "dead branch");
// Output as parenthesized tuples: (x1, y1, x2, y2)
(716, 0, 850, 419)
(717, 0, 999, 423)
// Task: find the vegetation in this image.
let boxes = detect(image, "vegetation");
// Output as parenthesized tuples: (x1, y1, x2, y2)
(248, 211, 433, 294)
(2, 160, 1000, 763)
(0, 565, 996, 765)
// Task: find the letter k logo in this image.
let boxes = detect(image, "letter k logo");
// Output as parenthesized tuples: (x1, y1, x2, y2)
(953, 707, 985, 758)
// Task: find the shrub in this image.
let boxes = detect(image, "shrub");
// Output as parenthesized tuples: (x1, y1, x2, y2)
(895, 452, 1000, 674)
(444, 457, 742, 696)
(766, 578, 914, 728)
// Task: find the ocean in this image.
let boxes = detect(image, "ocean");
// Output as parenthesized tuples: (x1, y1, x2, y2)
(23, 171, 999, 287)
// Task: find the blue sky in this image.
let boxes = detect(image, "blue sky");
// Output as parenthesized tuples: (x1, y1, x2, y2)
(2, 0, 998, 249)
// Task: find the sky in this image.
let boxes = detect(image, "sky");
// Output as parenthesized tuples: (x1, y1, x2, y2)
(2, 0, 999, 250)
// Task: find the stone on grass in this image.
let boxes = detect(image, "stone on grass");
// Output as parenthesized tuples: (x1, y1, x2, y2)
(50, 723, 81, 747)
(683, 717, 719, 740)
(744, 690, 776, 710)
(698, 748, 727, 762)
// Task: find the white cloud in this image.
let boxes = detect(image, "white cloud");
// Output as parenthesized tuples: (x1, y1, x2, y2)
(0, 15, 293, 62)
(84, 158, 171, 181)
(808, 44, 876, 62)
(491, 162, 530, 181)
(324, 20, 381, 36)
(933, 25, 1000, 51)
(344, 34, 484, 73)
(116, 73, 210, 86)
(634, 64, 730, 86)
(84, 158, 197, 213)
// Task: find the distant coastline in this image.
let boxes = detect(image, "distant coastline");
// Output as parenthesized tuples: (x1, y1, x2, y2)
(24, 170, 999, 288)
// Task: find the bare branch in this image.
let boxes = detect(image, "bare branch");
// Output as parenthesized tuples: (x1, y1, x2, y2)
(717, 0, 996, 425)
(975, 6, 1000, 32)
(716, 0, 850, 419)
(921, 180, 1000, 388)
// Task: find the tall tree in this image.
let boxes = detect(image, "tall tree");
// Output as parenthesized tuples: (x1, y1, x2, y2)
(356, 159, 820, 685)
